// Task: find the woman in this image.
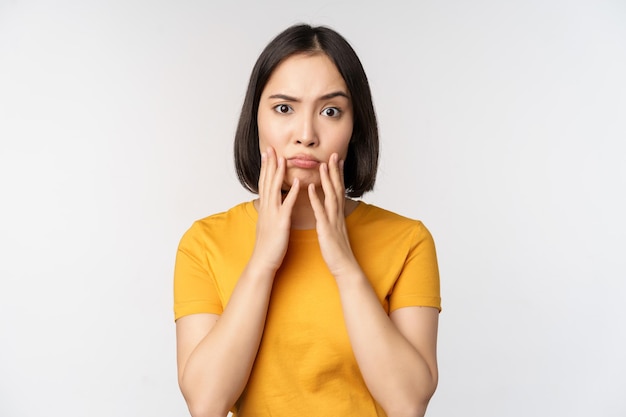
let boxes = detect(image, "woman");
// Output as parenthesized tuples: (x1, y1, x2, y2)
(174, 24, 441, 417)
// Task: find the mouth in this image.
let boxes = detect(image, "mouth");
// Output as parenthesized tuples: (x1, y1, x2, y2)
(287, 155, 321, 169)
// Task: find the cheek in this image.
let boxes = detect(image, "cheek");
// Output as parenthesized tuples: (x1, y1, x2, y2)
(257, 128, 268, 150)
(257, 123, 271, 151)
(337, 113, 354, 150)
(334, 125, 353, 157)
(257, 114, 282, 149)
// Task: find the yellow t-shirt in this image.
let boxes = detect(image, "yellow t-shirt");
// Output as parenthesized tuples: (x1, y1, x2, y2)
(174, 201, 441, 417)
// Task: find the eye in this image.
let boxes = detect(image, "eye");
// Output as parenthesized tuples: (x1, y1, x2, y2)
(273, 104, 293, 114)
(322, 107, 341, 118)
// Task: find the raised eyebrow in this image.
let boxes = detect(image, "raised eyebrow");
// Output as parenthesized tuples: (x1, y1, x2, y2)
(319, 91, 350, 101)
(268, 94, 299, 102)
(266, 91, 350, 102)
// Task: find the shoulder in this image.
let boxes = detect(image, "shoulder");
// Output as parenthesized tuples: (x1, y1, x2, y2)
(193, 201, 254, 228)
(348, 202, 436, 255)
(350, 202, 432, 237)
(178, 201, 256, 248)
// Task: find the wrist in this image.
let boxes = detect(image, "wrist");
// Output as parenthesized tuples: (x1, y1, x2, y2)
(247, 253, 281, 278)
(331, 260, 365, 283)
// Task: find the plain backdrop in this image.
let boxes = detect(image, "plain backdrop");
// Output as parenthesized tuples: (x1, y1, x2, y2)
(1, 1, 625, 416)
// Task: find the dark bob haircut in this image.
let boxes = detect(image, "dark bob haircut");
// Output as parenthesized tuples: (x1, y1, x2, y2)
(234, 24, 379, 198)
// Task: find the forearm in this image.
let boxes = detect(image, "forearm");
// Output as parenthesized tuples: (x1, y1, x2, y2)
(335, 270, 437, 417)
(180, 261, 275, 416)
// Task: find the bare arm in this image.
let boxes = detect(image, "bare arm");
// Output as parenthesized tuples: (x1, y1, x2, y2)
(176, 149, 299, 417)
(308, 154, 439, 417)
(334, 274, 439, 417)
(176, 261, 276, 417)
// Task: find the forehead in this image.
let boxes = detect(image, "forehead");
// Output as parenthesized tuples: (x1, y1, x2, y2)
(262, 53, 349, 96)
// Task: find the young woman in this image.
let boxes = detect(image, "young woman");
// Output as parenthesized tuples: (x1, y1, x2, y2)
(174, 24, 441, 417)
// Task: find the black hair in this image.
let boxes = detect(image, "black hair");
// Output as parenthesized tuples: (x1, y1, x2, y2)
(234, 24, 378, 197)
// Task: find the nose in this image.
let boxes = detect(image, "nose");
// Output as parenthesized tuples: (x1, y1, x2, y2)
(295, 112, 318, 147)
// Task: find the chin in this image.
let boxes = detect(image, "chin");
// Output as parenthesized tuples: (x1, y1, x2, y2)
(284, 174, 320, 190)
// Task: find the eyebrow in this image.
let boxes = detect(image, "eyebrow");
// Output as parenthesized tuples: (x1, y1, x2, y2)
(267, 91, 350, 102)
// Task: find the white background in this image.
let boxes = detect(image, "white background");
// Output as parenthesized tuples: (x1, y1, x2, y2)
(1, 1, 625, 416)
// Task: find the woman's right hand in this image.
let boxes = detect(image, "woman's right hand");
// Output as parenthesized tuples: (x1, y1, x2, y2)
(250, 147, 300, 273)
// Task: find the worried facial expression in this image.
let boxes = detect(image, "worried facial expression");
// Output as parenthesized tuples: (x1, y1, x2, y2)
(257, 53, 354, 188)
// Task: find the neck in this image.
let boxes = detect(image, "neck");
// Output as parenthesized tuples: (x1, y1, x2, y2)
(289, 188, 322, 230)
(289, 187, 360, 230)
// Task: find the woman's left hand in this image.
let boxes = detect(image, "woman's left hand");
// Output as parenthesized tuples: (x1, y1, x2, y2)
(308, 153, 360, 278)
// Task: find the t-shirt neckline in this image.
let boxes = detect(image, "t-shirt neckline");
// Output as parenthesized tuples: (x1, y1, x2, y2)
(242, 199, 368, 238)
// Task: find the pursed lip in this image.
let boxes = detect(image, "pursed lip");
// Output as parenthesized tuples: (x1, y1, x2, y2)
(287, 154, 321, 169)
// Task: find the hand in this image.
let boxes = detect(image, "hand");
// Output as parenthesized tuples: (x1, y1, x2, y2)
(308, 153, 360, 277)
(250, 147, 300, 273)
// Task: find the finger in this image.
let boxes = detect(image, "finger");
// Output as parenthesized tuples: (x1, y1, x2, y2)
(319, 162, 337, 215)
(339, 158, 345, 184)
(307, 183, 326, 219)
(270, 156, 286, 204)
(282, 177, 300, 211)
(263, 147, 278, 205)
(329, 153, 345, 201)
(266, 147, 277, 181)
(258, 151, 268, 198)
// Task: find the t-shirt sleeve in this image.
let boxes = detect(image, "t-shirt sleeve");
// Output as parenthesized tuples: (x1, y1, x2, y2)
(389, 222, 441, 312)
(173, 222, 224, 320)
